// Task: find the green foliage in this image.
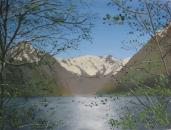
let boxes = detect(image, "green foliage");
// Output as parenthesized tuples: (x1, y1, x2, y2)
(4, 55, 63, 96)
(109, 101, 171, 130)
(25, 66, 62, 96)
(132, 75, 171, 96)
(2, 104, 57, 129)
(109, 75, 171, 130)
(0, 0, 93, 129)
(109, 113, 137, 130)
(154, 75, 169, 88)
(138, 103, 170, 129)
(133, 86, 171, 96)
(106, 0, 171, 129)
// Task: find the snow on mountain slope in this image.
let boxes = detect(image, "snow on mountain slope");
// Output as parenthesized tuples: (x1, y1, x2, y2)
(57, 55, 129, 77)
(10, 42, 40, 63)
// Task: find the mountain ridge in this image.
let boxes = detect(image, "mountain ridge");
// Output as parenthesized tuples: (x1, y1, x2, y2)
(56, 55, 129, 77)
(104, 22, 171, 93)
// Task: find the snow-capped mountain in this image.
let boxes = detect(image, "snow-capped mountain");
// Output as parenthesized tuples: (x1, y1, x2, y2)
(57, 55, 129, 77)
(9, 42, 130, 95)
(9, 42, 40, 63)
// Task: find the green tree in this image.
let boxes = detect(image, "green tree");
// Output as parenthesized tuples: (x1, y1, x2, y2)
(0, 0, 92, 129)
(105, 0, 171, 76)
(106, 0, 171, 129)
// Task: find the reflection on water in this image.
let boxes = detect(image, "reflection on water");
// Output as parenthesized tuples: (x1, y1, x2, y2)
(9, 96, 170, 130)
(12, 96, 136, 130)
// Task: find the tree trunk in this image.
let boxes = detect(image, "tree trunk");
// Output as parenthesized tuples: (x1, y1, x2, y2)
(0, 62, 5, 130)
(145, 1, 170, 77)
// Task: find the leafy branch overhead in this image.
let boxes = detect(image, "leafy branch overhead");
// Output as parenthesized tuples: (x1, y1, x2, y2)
(106, 1, 171, 129)
(105, 0, 171, 76)
(0, 1, 93, 129)
(0, 0, 93, 66)
(105, 0, 171, 33)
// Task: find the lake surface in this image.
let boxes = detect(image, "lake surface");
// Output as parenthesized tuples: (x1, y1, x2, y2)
(9, 96, 171, 130)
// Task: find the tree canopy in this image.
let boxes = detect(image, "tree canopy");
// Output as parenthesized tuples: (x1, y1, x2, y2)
(0, 0, 93, 66)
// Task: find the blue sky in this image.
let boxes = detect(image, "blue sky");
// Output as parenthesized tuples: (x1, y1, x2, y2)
(57, 0, 148, 59)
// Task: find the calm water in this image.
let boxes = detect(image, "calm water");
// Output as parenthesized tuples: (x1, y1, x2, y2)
(9, 96, 171, 130)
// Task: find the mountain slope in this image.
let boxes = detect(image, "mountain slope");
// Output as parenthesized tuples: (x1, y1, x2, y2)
(109, 23, 171, 92)
(7, 41, 131, 96)
(7, 45, 128, 96)
(6, 55, 67, 96)
(57, 55, 124, 77)
(5, 43, 67, 96)
(55, 55, 128, 95)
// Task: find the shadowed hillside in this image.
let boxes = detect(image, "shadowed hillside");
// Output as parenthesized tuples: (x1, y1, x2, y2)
(106, 23, 171, 93)
(6, 48, 125, 96)
(9, 25, 171, 96)
(6, 55, 68, 96)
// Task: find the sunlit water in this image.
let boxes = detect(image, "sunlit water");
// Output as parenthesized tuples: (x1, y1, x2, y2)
(8, 96, 171, 130)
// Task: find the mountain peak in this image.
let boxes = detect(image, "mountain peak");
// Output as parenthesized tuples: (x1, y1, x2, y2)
(57, 55, 129, 77)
